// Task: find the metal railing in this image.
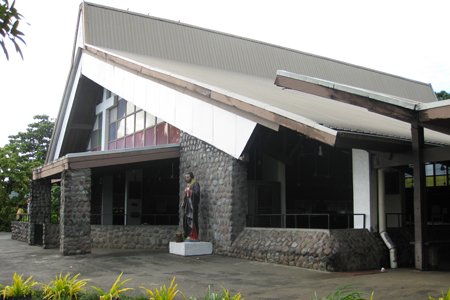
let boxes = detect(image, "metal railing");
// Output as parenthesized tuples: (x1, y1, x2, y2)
(246, 213, 366, 230)
(12, 214, 60, 224)
(386, 213, 450, 228)
(90, 213, 179, 225)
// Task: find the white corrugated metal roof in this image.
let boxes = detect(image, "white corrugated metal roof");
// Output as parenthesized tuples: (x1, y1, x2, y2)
(83, 2, 437, 103)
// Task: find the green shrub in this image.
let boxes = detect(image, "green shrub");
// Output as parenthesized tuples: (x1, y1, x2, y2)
(91, 272, 133, 300)
(41, 272, 89, 300)
(0, 273, 37, 299)
(141, 277, 184, 300)
(429, 287, 450, 300)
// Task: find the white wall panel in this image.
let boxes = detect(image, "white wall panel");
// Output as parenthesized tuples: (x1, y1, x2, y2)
(81, 54, 256, 158)
(133, 76, 147, 110)
(235, 116, 256, 156)
(122, 68, 135, 103)
(213, 108, 237, 156)
(111, 66, 124, 97)
(175, 95, 194, 134)
(144, 80, 160, 117)
(159, 88, 176, 124)
(192, 99, 213, 143)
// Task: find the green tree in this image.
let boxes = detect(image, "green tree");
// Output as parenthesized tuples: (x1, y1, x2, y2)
(436, 90, 450, 101)
(0, 0, 26, 60)
(0, 115, 54, 231)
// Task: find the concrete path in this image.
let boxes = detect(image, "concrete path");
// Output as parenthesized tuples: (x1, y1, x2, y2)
(1, 232, 449, 300)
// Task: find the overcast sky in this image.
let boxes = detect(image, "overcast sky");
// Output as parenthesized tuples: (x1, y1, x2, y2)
(1, 0, 449, 148)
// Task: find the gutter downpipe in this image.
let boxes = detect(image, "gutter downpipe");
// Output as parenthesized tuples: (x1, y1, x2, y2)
(378, 168, 398, 269)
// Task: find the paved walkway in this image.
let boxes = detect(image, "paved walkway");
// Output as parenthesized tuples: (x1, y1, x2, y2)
(1, 232, 449, 300)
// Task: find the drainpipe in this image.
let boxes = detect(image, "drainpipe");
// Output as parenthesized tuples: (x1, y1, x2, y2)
(378, 168, 397, 269)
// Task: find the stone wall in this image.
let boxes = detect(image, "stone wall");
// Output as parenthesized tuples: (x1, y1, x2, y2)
(43, 224, 60, 249)
(30, 179, 52, 224)
(223, 228, 389, 272)
(11, 221, 29, 242)
(60, 169, 92, 255)
(179, 133, 248, 250)
(91, 225, 178, 249)
(29, 179, 52, 244)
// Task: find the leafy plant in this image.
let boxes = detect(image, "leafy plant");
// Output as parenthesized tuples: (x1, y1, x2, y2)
(91, 272, 133, 300)
(141, 277, 184, 300)
(0, 272, 37, 298)
(189, 285, 224, 300)
(0, 0, 27, 60)
(311, 284, 372, 300)
(221, 287, 242, 300)
(41, 272, 89, 300)
(429, 287, 450, 300)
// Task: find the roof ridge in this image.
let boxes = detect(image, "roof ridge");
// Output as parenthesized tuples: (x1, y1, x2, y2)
(84, 1, 432, 88)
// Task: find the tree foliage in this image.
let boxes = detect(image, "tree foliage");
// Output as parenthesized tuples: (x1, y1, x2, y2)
(436, 90, 450, 101)
(0, 0, 26, 60)
(0, 115, 54, 231)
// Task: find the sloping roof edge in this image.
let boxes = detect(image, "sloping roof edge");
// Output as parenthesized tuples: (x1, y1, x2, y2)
(82, 45, 339, 147)
(275, 70, 450, 139)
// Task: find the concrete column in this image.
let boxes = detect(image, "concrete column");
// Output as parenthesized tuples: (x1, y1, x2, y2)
(60, 168, 92, 255)
(352, 149, 378, 230)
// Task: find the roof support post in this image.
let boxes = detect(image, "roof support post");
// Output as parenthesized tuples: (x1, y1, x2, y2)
(411, 120, 428, 270)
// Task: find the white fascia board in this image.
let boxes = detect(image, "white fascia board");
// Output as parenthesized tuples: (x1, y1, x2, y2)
(416, 98, 450, 110)
(276, 70, 418, 111)
(54, 49, 83, 160)
(81, 52, 256, 159)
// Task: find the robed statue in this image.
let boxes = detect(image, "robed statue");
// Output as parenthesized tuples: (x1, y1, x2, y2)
(182, 172, 200, 241)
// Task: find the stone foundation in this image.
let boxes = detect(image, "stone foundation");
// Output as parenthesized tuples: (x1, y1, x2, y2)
(221, 228, 389, 272)
(91, 225, 179, 249)
(11, 221, 29, 242)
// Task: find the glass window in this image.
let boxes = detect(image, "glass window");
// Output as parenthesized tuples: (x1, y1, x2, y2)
(117, 119, 125, 138)
(118, 101, 126, 119)
(135, 131, 144, 148)
(125, 136, 133, 148)
(98, 114, 103, 129)
(110, 107, 117, 123)
(426, 164, 434, 176)
(127, 102, 135, 115)
(101, 98, 182, 152)
(91, 131, 98, 148)
(169, 125, 181, 144)
(146, 112, 155, 128)
(98, 129, 102, 146)
(157, 123, 168, 145)
(136, 111, 145, 131)
(109, 141, 116, 150)
(116, 138, 124, 150)
(145, 128, 155, 146)
(109, 123, 116, 141)
(126, 115, 134, 135)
